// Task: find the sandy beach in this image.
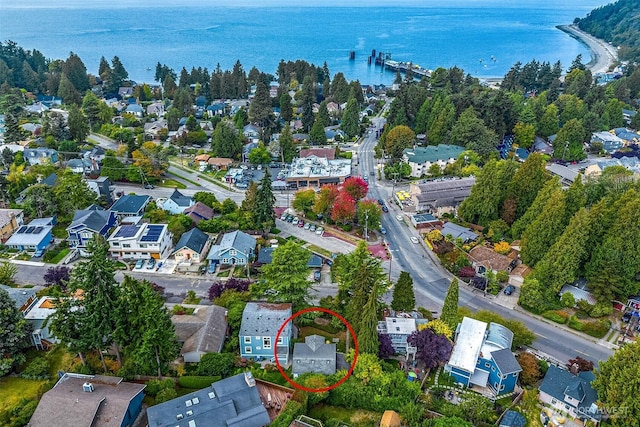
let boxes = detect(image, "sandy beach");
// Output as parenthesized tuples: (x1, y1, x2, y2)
(557, 24, 618, 74)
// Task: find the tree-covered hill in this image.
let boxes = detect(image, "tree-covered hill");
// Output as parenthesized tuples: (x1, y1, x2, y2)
(577, 0, 640, 64)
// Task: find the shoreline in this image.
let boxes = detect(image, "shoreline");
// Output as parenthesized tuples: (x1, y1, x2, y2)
(557, 24, 618, 74)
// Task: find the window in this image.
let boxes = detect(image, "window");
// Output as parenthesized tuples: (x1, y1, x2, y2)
(244, 346, 252, 354)
(500, 384, 505, 391)
(552, 399, 557, 404)
(277, 336, 283, 344)
(222, 258, 229, 264)
(491, 366, 495, 372)
(485, 362, 490, 368)
(494, 382, 498, 389)
(263, 337, 271, 349)
(113, 242, 119, 246)
(123, 244, 130, 248)
(230, 249, 237, 256)
(244, 336, 251, 344)
(502, 374, 507, 379)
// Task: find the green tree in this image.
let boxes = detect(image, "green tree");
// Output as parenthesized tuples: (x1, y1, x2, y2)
(537, 103, 559, 137)
(62, 52, 89, 93)
(450, 107, 498, 157)
(553, 118, 586, 161)
(132, 142, 169, 180)
(279, 92, 293, 123)
(313, 185, 339, 218)
(239, 181, 258, 230)
(22, 183, 57, 218)
(309, 116, 327, 145)
(82, 90, 103, 131)
(504, 152, 549, 221)
(520, 189, 567, 266)
(212, 119, 243, 160)
(248, 80, 273, 128)
(247, 141, 271, 165)
(384, 125, 415, 159)
(0, 287, 31, 376)
(197, 352, 236, 377)
(427, 92, 456, 145)
(67, 104, 89, 143)
(391, 271, 415, 312)
(300, 75, 316, 131)
(511, 177, 561, 239)
(513, 121, 536, 149)
(357, 199, 382, 237)
(256, 240, 312, 310)
(316, 100, 330, 127)
(109, 56, 129, 93)
(278, 125, 296, 163)
(592, 340, 640, 427)
(255, 169, 276, 231)
(292, 188, 315, 214)
(359, 284, 380, 355)
(53, 169, 98, 222)
(441, 278, 459, 331)
(341, 98, 360, 139)
(57, 73, 81, 105)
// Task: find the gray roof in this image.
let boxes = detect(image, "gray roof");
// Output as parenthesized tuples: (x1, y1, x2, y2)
(490, 348, 521, 375)
(257, 247, 322, 268)
(240, 302, 292, 337)
(486, 323, 514, 350)
(500, 410, 526, 427)
(414, 177, 475, 208)
(207, 230, 256, 261)
(292, 335, 336, 376)
(68, 208, 112, 233)
(146, 373, 270, 427)
(546, 163, 579, 183)
(28, 373, 145, 427)
(539, 365, 600, 420)
(173, 305, 228, 355)
(173, 228, 209, 255)
(168, 189, 194, 207)
(0, 284, 36, 311)
(441, 222, 477, 242)
(110, 195, 151, 215)
(403, 144, 465, 164)
(41, 173, 58, 187)
(0, 208, 22, 227)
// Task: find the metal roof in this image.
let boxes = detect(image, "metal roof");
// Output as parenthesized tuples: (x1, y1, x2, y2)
(110, 195, 151, 215)
(403, 144, 465, 164)
(448, 317, 487, 374)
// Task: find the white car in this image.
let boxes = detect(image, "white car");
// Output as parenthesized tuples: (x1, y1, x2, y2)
(292, 217, 299, 225)
(396, 214, 403, 221)
(410, 236, 419, 244)
(315, 227, 324, 235)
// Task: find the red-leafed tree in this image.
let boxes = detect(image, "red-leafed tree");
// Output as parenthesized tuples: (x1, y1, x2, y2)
(342, 176, 368, 201)
(407, 328, 453, 370)
(331, 191, 356, 224)
(313, 185, 339, 218)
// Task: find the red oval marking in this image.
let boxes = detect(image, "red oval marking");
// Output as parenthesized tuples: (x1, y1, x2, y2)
(274, 307, 359, 393)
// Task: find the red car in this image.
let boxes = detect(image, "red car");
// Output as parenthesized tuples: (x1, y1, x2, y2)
(297, 220, 304, 228)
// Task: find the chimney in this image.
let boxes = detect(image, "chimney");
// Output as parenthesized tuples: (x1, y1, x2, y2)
(569, 363, 580, 375)
(224, 310, 228, 322)
(83, 382, 94, 392)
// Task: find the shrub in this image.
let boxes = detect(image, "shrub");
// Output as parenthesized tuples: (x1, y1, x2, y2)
(178, 375, 221, 389)
(493, 241, 511, 255)
(560, 292, 576, 308)
(197, 353, 236, 377)
(270, 400, 305, 427)
(568, 315, 584, 331)
(542, 310, 568, 324)
(582, 319, 611, 338)
(496, 271, 509, 283)
(20, 357, 50, 380)
(339, 224, 352, 232)
(155, 387, 177, 404)
(145, 378, 175, 396)
(537, 359, 549, 375)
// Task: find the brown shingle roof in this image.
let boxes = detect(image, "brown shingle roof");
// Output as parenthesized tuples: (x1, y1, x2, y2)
(184, 202, 215, 224)
(299, 148, 335, 160)
(469, 246, 512, 271)
(172, 305, 228, 355)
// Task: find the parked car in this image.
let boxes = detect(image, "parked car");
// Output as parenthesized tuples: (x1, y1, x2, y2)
(286, 215, 294, 222)
(208, 263, 217, 274)
(146, 258, 156, 269)
(377, 199, 385, 205)
(410, 236, 419, 244)
(622, 311, 633, 323)
(292, 217, 299, 225)
(316, 227, 324, 235)
(313, 271, 321, 282)
(33, 249, 45, 258)
(297, 220, 304, 228)
(396, 214, 403, 221)
(280, 212, 288, 220)
(380, 226, 386, 234)
(370, 171, 375, 176)
(303, 222, 311, 230)
(503, 285, 516, 295)
(135, 259, 145, 269)
(382, 205, 389, 213)
(309, 224, 317, 232)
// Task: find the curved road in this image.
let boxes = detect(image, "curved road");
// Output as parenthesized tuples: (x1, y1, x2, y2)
(357, 118, 613, 365)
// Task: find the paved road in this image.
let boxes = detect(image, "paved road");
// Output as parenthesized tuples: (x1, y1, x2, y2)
(355, 116, 614, 365)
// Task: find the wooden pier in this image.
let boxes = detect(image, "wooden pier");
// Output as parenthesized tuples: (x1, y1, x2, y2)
(370, 51, 431, 78)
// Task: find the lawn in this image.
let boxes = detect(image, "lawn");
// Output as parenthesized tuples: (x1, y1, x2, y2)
(46, 248, 70, 264)
(306, 244, 332, 258)
(298, 325, 346, 352)
(0, 377, 48, 413)
(157, 179, 187, 189)
(308, 404, 382, 427)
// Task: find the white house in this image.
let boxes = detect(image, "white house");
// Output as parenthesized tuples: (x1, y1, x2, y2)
(107, 223, 173, 260)
(159, 189, 194, 214)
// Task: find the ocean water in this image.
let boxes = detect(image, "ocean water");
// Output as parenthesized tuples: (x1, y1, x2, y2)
(0, 2, 603, 85)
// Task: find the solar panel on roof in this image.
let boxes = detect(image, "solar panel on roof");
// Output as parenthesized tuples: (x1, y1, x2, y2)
(33, 226, 43, 234)
(17, 226, 27, 233)
(26, 226, 35, 234)
(114, 225, 139, 238)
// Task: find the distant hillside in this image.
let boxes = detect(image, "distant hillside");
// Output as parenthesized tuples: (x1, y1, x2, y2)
(577, 0, 640, 64)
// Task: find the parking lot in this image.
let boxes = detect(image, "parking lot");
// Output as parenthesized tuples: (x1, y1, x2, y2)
(275, 214, 356, 256)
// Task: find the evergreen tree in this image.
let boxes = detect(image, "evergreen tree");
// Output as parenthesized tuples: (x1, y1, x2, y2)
(341, 98, 360, 139)
(248, 80, 273, 128)
(279, 91, 293, 123)
(520, 189, 567, 267)
(278, 125, 296, 163)
(317, 100, 330, 127)
(212, 119, 242, 159)
(511, 177, 561, 238)
(82, 90, 102, 131)
(537, 104, 559, 137)
(440, 278, 459, 331)
(110, 56, 129, 91)
(310, 116, 327, 145)
(255, 169, 276, 231)
(300, 75, 316, 131)
(53, 169, 99, 222)
(62, 52, 89, 93)
(391, 271, 415, 312)
(0, 287, 31, 376)
(240, 181, 258, 230)
(503, 152, 549, 221)
(67, 103, 89, 143)
(450, 107, 498, 157)
(414, 96, 431, 134)
(98, 56, 112, 85)
(359, 286, 380, 355)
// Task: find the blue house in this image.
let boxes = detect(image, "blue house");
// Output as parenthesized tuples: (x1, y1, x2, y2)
(240, 302, 292, 364)
(66, 205, 118, 256)
(206, 230, 256, 267)
(160, 189, 195, 214)
(5, 217, 54, 253)
(445, 317, 521, 398)
(28, 373, 145, 427)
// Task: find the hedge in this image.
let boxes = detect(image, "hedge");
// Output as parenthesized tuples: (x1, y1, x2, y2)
(178, 375, 221, 389)
(542, 310, 568, 324)
(270, 400, 305, 427)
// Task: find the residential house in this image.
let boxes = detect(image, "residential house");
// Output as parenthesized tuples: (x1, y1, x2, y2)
(257, 247, 323, 269)
(559, 279, 598, 305)
(172, 228, 211, 265)
(410, 213, 441, 229)
(240, 302, 292, 363)
(292, 335, 336, 377)
(107, 223, 173, 260)
(0, 208, 24, 242)
(402, 144, 466, 178)
(243, 124, 261, 143)
(538, 365, 601, 424)
(242, 141, 259, 163)
(16, 172, 57, 205)
(440, 222, 478, 243)
(468, 245, 513, 274)
(194, 153, 211, 165)
(5, 217, 54, 253)
(25, 102, 49, 115)
(125, 103, 144, 117)
(172, 305, 228, 363)
(67, 206, 118, 256)
(546, 163, 579, 186)
(532, 137, 554, 155)
(86, 176, 114, 205)
(67, 158, 98, 175)
(28, 373, 145, 427)
(146, 101, 165, 116)
(144, 119, 168, 139)
(20, 123, 42, 136)
(160, 189, 195, 214)
(207, 157, 233, 170)
(118, 87, 134, 98)
(206, 230, 256, 267)
(0, 284, 37, 315)
(377, 312, 428, 357)
(591, 131, 624, 153)
(622, 108, 637, 125)
(184, 202, 215, 225)
(35, 94, 62, 108)
(612, 127, 640, 144)
(24, 296, 60, 349)
(23, 148, 58, 166)
(146, 372, 271, 427)
(110, 194, 151, 220)
(206, 102, 227, 117)
(299, 148, 335, 160)
(444, 317, 522, 397)
(409, 177, 476, 215)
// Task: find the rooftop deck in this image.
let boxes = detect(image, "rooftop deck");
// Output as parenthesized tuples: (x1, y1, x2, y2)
(255, 379, 295, 421)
